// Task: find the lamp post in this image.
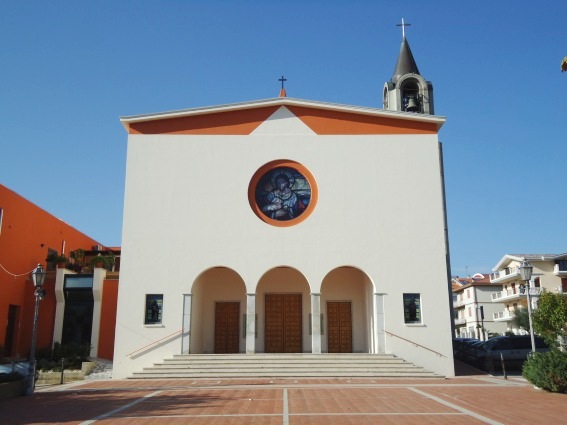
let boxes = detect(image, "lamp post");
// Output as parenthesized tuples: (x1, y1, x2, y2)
(26, 264, 46, 396)
(519, 260, 536, 354)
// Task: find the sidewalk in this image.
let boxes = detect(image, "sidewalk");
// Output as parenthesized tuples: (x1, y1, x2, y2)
(2, 368, 566, 424)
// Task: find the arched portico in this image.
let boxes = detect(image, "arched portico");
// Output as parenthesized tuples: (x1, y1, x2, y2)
(189, 267, 246, 354)
(321, 267, 374, 353)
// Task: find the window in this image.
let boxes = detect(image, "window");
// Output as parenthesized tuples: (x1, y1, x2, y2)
(46, 248, 58, 271)
(403, 293, 421, 324)
(145, 294, 163, 325)
(0, 207, 3, 236)
(468, 307, 472, 317)
(467, 289, 470, 299)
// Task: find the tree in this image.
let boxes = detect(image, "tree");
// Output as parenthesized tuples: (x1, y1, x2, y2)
(562, 56, 567, 72)
(511, 306, 531, 333)
(532, 292, 567, 348)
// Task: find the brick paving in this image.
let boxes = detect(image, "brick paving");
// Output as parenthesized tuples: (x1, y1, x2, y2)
(0, 374, 565, 425)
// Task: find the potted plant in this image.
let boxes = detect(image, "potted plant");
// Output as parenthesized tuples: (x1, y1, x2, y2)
(90, 252, 115, 271)
(55, 254, 68, 268)
(69, 249, 85, 272)
(46, 253, 68, 269)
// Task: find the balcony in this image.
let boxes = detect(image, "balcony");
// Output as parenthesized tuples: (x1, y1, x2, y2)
(554, 264, 567, 276)
(490, 266, 520, 283)
(453, 298, 467, 308)
(491, 287, 544, 302)
(493, 310, 515, 321)
(454, 317, 466, 325)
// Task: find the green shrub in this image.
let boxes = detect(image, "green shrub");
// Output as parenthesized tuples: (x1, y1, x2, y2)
(522, 350, 567, 393)
(36, 342, 91, 371)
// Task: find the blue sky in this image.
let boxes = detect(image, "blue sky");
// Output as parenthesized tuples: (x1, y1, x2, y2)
(1, 1, 566, 276)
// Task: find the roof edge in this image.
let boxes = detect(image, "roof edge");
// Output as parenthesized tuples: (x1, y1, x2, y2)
(120, 97, 446, 131)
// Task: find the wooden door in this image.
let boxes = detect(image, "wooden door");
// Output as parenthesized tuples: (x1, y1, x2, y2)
(215, 302, 240, 354)
(265, 294, 302, 353)
(327, 301, 352, 353)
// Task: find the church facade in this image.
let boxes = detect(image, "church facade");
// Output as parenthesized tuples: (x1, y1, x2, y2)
(112, 36, 455, 378)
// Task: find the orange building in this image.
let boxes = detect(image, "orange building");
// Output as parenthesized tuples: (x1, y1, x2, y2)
(0, 184, 118, 360)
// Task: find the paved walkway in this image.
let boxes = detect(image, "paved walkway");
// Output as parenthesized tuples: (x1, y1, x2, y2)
(1, 371, 566, 425)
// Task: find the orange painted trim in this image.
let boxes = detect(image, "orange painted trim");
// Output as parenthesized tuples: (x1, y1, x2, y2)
(98, 279, 118, 360)
(248, 160, 318, 228)
(287, 106, 439, 135)
(127, 106, 280, 135)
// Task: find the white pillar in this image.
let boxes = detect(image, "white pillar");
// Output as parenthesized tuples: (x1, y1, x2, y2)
(246, 293, 256, 354)
(52, 268, 67, 345)
(90, 267, 106, 358)
(374, 293, 386, 353)
(311, 293, 321, 354)
(181, 294, 192, 354)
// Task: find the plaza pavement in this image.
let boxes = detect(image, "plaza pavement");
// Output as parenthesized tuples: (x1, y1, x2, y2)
(1, 363, 565, 424)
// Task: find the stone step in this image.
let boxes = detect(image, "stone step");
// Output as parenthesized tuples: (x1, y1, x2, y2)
(129, 354, 442, 379)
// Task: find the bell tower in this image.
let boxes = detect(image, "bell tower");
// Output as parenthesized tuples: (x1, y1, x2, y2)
(383, 19, 434, 115)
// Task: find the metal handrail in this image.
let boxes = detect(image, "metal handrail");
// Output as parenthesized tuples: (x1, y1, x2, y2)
(126, 328, 183, 357)
(384, 330, 447, 358)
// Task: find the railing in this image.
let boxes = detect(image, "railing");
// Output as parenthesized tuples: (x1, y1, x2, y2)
(454, 317, 466, 325)
(491, 288, 520, 301)
(490, 266, 520, 282)
(491, 286, 545, 301)
(126, 328, 183, 358)
(384, 330, 447, 358)
(493, 310, 515, 320)
(453, 298, 466, 307)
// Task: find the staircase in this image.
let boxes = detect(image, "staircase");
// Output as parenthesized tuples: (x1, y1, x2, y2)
(130, 353, 441, 379)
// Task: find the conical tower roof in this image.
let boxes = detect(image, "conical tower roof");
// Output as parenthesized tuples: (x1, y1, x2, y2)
(391, 37, 420, 83)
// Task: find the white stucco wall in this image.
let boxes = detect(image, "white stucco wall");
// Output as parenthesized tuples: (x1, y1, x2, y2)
(113, 131, 454, 377)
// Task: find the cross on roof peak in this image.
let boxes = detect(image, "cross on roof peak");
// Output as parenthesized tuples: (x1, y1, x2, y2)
(396, 18, 411, 38)
(278, 75, 287, 98)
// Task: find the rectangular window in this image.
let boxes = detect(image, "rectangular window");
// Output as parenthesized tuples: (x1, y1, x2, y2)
(46, 248, 58, 271)
(0, 207, 3, 236)
(403, 293, 421, 324)
(145, 294, 163, 324)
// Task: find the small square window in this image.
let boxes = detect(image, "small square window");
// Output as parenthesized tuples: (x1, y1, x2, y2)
(403, 293, 422, 324)
(145, 294, 163, 324)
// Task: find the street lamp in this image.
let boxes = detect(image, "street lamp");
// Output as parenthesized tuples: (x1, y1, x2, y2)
(519, 260, 536, 353)
(26, 264, 46, 396)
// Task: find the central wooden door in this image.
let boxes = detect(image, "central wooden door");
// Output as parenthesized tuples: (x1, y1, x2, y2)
(214, 302, 240, 354)
(265, 294, 302, 353)
(327, 301, 352, 353)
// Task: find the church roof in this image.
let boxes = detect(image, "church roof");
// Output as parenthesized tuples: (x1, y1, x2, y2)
(391, 37, 420, 83)
(120, 97, 445, 135)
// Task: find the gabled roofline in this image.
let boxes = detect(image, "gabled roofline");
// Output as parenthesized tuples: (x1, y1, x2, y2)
(492, 253, 566, 271)
(119, 97, 446, 131)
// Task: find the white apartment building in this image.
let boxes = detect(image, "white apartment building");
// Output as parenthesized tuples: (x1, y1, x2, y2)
(490, 254, 567, 335)
(452, 274, 506, 340)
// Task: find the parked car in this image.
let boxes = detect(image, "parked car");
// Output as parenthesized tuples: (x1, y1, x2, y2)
(460, 340, 488, 366)
(453, 338, 478, 360)
(478, 335, 550, 372)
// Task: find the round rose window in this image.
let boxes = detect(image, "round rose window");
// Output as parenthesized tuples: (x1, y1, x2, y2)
(249, 160, 317, 227)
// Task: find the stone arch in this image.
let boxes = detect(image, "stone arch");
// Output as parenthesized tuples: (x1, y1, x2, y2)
(190, 266, 246, 354)
(320, 266, 375, 353)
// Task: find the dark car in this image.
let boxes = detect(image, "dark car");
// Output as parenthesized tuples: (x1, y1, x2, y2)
(460, 340, 488, 366)
(478, 335, 550, 372)
(453, 338, 478, 360)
